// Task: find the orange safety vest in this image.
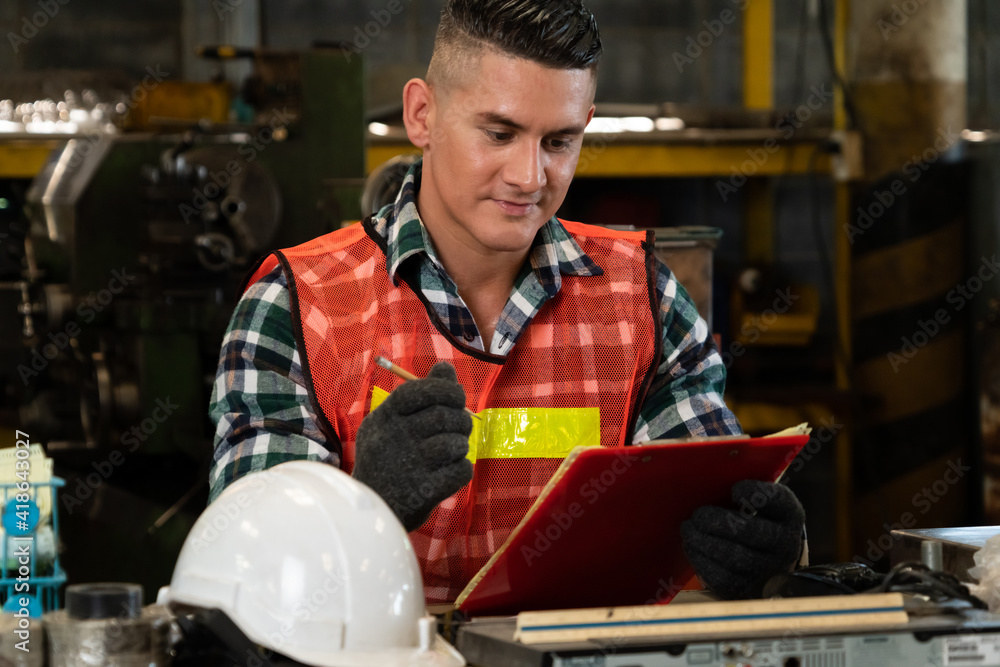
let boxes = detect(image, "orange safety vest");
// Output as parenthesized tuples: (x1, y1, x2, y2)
(244, 217, 659, 603)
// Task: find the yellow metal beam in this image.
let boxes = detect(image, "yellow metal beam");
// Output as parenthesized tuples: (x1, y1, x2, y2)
(0, 142, 59, 179)
(369, 141, 832, 178)
(2, 136, 833, 182)
(743, 0, 775, 110)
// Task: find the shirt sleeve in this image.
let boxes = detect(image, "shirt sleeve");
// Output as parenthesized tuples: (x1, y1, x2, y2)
(208, 264, 340, 503)
(632, 260, 743, 442)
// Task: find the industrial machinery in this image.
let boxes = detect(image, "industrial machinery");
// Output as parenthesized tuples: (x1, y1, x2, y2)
(457, 596, 1000, 667)
(0, 48, 365, 601)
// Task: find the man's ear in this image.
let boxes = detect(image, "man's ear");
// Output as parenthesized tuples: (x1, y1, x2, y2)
(586, 104, 596, 127)
(402, 78, 434, 149)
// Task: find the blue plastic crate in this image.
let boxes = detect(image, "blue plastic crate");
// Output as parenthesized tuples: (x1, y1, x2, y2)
(0, 477, 66, 616)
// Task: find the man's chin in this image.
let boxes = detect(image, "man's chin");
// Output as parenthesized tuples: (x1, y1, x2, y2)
(483, 217, 547, 245)
(473, 229, 542, 255)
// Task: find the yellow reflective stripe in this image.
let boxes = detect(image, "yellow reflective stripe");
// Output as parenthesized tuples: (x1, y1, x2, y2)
(369, 386, 600, 463)
(371, 385, 390, 410)
(470, 407, 600, 461)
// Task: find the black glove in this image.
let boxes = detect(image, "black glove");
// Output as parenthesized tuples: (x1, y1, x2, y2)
(681, 480, 805, 600)
(353, 362, 473, 532)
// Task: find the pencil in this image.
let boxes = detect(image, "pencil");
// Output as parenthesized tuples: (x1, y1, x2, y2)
(375, 356, 482, 420)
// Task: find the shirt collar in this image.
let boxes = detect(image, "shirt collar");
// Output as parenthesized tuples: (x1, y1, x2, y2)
(375, 159, 603, 287)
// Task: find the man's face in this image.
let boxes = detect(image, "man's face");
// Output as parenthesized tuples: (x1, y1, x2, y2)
(417, 51, 596, 258)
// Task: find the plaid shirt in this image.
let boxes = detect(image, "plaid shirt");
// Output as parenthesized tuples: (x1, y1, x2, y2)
(209, 161, 741, 501)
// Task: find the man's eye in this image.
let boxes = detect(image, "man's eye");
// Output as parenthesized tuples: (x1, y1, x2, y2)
(548, 137, 572, 150)
(486, 130, 513, 142)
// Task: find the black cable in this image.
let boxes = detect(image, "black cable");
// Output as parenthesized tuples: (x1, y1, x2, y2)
(770, 1, 814, 258)
(774, 0, 812, 189)
(791, 0, 810, 105)
(816, 0, 861, 132)
(807, 143, 845, 372)
(875, 561, 988, 609)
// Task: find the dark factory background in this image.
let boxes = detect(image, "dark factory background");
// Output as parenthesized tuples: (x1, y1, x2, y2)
(0, 0, 997, 605)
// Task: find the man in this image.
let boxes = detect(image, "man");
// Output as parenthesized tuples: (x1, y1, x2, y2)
(209, 0, 805, 603)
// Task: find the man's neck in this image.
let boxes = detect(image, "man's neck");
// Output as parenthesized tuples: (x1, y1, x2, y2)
(425, 224, 528, 352)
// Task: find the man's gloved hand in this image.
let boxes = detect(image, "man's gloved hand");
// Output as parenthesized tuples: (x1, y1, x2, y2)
(353, 361, 473, 532)
(680, 480, 805, 600)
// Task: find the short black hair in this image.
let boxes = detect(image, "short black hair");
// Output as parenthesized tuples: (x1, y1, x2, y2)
(428, 0, 602, 86)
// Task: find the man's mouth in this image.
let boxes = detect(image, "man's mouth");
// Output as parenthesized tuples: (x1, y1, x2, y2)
(493, 199, 538, 216)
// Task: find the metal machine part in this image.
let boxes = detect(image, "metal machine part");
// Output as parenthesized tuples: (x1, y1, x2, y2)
(143, 142, 282, 274)
(65, 582, 143, 620)
(649, 226, 721, 332)
(362, 153, 419, 215)
(10, 132, 286, 451)
(0, 48, 365, 603)
(26, 136, 113, 247)
(604, 224, 721, 331)
(45, 605, 173, 667)
(178, 145, 282, 258)
(457, 611, 1000, 667)
(892, 527, 1000, 583)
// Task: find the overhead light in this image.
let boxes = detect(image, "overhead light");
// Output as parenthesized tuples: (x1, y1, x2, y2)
(585, 117, 620, 133)
(655, 116, 685, 131)
(619, 116, 655, 132)
(962, 129, 990, 142)
(585, 116, 656, 134)
(368, 122, 391, 136)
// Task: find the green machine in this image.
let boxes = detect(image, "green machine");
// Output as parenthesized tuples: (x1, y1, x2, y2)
(5, 49, 365, 601)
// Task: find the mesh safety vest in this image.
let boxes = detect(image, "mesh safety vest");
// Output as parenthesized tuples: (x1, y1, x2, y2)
(244, 217, 660, 603)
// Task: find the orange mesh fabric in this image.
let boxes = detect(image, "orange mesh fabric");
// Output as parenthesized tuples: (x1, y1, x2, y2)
(249, 219, 658, 603)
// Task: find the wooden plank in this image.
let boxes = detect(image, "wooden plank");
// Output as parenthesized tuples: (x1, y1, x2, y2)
(515, 593, 908, 645)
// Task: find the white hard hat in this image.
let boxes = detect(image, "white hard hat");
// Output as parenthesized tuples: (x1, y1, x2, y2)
(167, 461, 464, 667)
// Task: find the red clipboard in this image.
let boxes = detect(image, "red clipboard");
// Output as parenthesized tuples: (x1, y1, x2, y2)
(455, 434, 809, 616)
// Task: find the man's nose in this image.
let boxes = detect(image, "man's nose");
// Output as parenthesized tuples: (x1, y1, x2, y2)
(504, 140, 546, 192)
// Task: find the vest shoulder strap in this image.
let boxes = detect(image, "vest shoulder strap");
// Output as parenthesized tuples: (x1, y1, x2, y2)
(240, 221, 371, 295)
(559, 219, 651, 245)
